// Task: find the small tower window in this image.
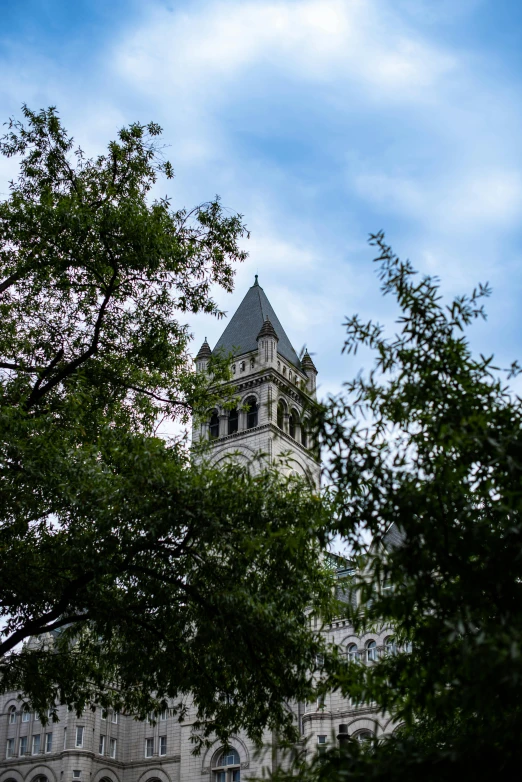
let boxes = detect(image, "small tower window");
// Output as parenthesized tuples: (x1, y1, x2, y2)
(283, 366, 287, 376)
(301, 421, 308, 448)
(277, 402, 285, 430)
(250, 358, 255, 369)
(240, 361, 245, 372)
(289, 411, 297, 439)
(232, 364, 236, 374)
(228, 409, 238, 435)
(245, 397, 258, 429)
(209, 411, 219, 439)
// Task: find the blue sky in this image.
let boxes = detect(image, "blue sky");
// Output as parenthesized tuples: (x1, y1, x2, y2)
(2, 0, 522, 400)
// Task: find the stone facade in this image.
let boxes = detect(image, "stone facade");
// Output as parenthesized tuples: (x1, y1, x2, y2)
(0, 278, 395, 782)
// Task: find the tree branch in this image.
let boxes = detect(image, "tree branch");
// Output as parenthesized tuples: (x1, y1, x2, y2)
(125, 383, 193, 408)
(125, 562, 211, 610)
(0, 269, 23, 295)
(0, 571, 95, 656)
(24, 268, 118, 409)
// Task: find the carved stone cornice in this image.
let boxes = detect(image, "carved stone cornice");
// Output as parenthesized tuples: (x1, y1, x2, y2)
(209, 422, 318, 462)
(213, 371, 312, 406)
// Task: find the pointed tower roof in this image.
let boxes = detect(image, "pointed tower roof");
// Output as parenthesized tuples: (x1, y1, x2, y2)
(256, 317, 279, 341)
(195, 338, 212, 360)
(301, 349, 317, 374)
(213, 277, 301, 367)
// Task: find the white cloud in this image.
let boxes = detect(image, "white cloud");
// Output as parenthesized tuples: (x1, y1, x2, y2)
(112, 0, 456, 105)
(443, 170, 522, 228)
(2, 0, 522, 399)
(354, 167, 522, 233)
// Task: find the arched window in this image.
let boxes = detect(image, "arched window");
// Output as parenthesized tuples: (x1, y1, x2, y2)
(245, 397, 258, 429)
(277, 401, 286, 430)
(346, 643, 358, 662)
(8, 705, 16, 723)
(354, 730, 373, 743)
(366, 640, 377, 662)
(213, 747, 241, 781)
(228, 409, 238, 435)
(301, 420, 308, 448)
(289, 410, 297, 439)
(21, 705, 31, 722)
(385, 636, 396, 656)
(209, 411, 219, 439)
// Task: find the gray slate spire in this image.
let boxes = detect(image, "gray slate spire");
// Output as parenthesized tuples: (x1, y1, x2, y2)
(213, 278, 301, 367)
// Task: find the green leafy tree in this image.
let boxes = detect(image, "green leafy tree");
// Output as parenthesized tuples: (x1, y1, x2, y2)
(0, 106, 333, 743)
(269, 232, 522, 779)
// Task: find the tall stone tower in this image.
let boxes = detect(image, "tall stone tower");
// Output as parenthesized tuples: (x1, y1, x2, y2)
(192, 276, 320, 487)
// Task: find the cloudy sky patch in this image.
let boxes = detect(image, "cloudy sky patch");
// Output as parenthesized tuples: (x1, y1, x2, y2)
(1, 0, 521, 395)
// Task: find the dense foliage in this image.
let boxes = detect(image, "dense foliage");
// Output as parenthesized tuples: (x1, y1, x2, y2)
(0, 107, 333, 743)
(271, 233, 522, 779)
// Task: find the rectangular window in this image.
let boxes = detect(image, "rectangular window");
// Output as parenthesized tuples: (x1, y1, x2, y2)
(99, 735, 106, 755)
(232, 771, 241, 782)
(22, 709, 30, 722)
(45, 733, 53, 753)
(215, 773, 226, 782)
(109, 738, 117, 758)
(6, 738, 14, 758)
(160, 709, 168, 720)
(63, 727, 67, 749)
(19, 736, 28, 755)
(73, 771, 81, 779)
(32, 734, 41, 754)
(145, 737, 154, 757)
(75, 726, 84, 748)
(111, 711, 118, 724)
(159, 735, 167, 756)
(34, 712, 40, 722)
(317, 735, 327, 744)
(8, 708, 16, 724)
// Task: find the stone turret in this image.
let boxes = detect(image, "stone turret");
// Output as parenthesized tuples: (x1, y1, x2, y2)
(301, 349, 318, 396)
(195, 338, 211, 373)
(256, 316, 278, 366)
